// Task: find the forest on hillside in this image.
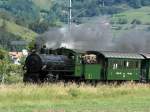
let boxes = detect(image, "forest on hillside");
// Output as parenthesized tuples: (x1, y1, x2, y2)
(1, 0, 150, 32)
(0, 0, 150, 51)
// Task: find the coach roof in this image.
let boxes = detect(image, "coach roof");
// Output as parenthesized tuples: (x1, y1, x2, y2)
(86, 51, 144, 59)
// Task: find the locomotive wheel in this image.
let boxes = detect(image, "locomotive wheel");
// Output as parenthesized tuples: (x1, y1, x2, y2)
(23, 73, 31, 83)
(23, 73, 40, 83)
(46, 73, 59, 82)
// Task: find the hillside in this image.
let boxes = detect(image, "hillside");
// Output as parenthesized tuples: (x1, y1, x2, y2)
(0, 18, 38, 50)
(111, 6, 150, 25)
(0, 19, 38, 41)
(0, 0, 150, 50)
(110, 6, 150, 37)
(32, 0, 52, 10)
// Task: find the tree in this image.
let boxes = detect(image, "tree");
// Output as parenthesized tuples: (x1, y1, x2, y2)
(0, 60, 9, 83)
(1, 0, 40, 25)
(29, 20, 49, 34)
(129, 0, 142, 8)
(141, 0, 150, 6)
(0, 49, 9, 83)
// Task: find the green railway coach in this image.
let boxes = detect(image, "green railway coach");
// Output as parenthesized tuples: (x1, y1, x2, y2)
(101, 52, 144, 81)
(84, 51, 144, 81)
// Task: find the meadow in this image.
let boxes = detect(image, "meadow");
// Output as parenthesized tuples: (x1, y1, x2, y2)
(0, 82, 150, 112)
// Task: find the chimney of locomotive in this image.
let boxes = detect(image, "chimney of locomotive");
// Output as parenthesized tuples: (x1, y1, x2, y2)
(40, 45, 49, 54)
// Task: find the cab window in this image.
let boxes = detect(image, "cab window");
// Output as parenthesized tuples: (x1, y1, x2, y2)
(83, 54, 97, 64)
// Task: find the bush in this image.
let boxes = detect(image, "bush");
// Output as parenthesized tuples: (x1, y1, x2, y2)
(114, 26, 122, 30)
(144, 22, 150, 25)
(5, 64, 23, 84)
(131, 19, 142, 24)
(0, 60, 23, 84)
(118, 17, 128, 24)
(146, 26, 150, 31)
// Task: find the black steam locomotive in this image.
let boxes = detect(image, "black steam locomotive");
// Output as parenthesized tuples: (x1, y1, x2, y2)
(23, 47, 77, 82)
(23, 46, 150, 83)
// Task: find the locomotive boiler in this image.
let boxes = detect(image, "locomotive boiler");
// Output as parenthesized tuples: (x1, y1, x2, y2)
(23, 48, 76, 82)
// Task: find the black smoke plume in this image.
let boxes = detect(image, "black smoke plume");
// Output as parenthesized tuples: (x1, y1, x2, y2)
(36, 17, 150, 53)
(36, 18, 113, 51)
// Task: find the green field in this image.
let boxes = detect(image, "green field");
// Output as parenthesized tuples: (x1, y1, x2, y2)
(112, 6, 150, 24)
(0, 83, 150, 112)
(110, 6, 150, 37)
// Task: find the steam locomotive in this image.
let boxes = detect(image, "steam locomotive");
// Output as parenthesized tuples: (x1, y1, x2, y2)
(23, 46, 150, 83)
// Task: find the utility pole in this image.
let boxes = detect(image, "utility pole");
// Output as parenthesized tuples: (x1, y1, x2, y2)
(61, 0, 72, 48)
(102, 0, 105, 7)
(68, 0, 72, 30)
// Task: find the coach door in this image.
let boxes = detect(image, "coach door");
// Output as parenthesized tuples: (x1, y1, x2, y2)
(141, 59, 149, 82)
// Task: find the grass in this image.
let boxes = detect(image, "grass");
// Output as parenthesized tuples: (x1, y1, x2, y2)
(0, 82, 150, 112)
(0, 19, 38, 41)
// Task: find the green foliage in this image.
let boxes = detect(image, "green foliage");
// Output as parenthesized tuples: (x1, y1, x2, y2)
(146, 26, 150, 31)
(0, 18, 38, 50)
(0, 48, 23, 84)
(131, 19, 142, 24)
(0, 28, 21, 50)
(0, 10, 14, 22)
(118, 17, 128, 24)
(129, 0, 142, 8)
(141, 0, 150, 6)
(0, 61, 23, 84)
(29, 20, 49, 34)
(3, 0, 40, 25)
(111, 15, 128, 24)
(28, 39, 36, 51)
(1, 0, 150, 31)
(111, 7, 150, 25)
(0, 48, 8, 59)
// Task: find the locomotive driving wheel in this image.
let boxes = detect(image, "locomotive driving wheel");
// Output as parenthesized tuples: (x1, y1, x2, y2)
(45, 73, 59, 82)
(23, 73, 40, 83)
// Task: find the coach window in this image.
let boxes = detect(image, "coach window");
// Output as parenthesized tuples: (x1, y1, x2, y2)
(112, 63, 118, 69)
(117, 60, 122, 69)
(124, 61, 129, 68)
(109, 60, 116, 69)
(83, 54, 97, 64)
(129, 61, 135, 68)
(126, 61, 129, 68)
(135, 61, 139, 68)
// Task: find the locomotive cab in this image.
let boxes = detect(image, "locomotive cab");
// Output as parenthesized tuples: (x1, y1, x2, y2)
(83, 51, 104, 80)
